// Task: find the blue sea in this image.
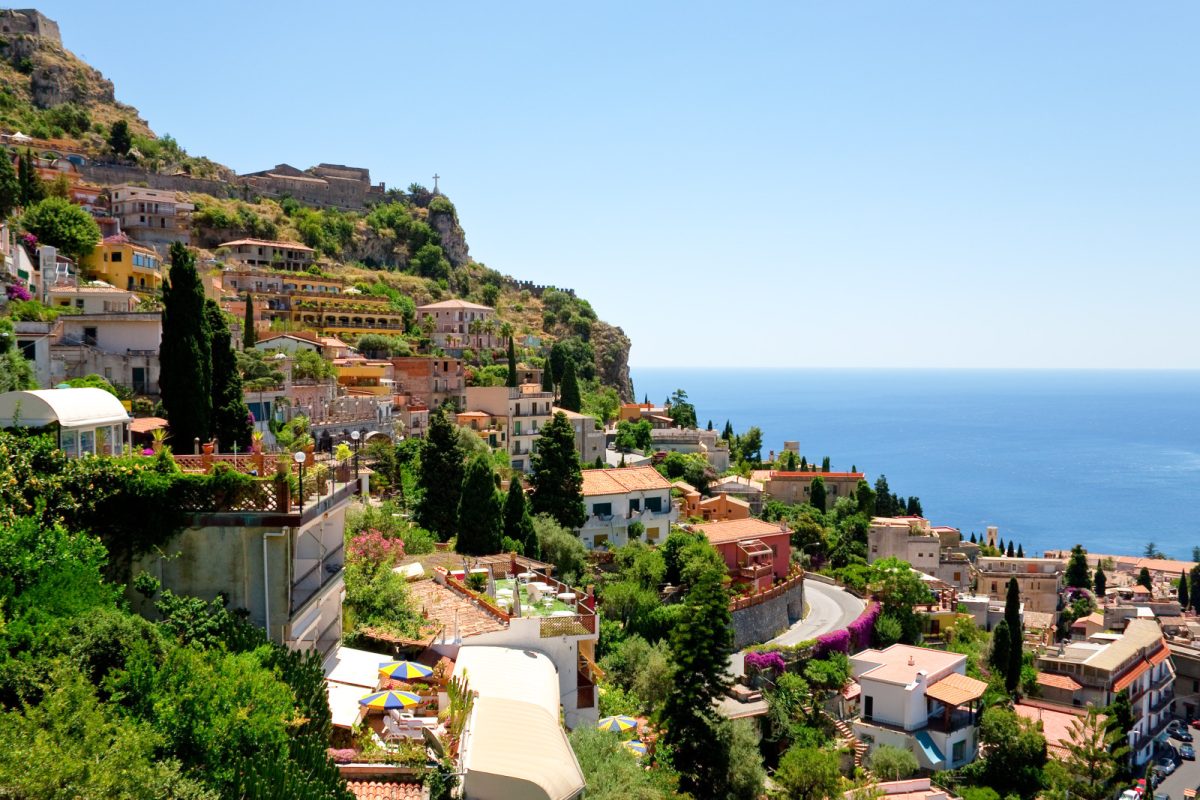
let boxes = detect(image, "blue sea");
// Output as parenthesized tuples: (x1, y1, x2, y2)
(630, 369, 1200, 561)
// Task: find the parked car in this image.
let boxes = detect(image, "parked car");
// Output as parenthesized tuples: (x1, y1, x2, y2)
(1182, 744, 1196, 760)
(1158, 758, 1178, 776)
(1177, 729, 1195, 743)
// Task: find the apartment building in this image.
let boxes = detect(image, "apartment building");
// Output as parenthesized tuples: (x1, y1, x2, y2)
(392, 356, 465, 410)
(851, 644, 987, 771)
(79, 234, 164, 295)
(693, 517, 791, 592)
(554, 407, 606, 465)
(1034, 618, 1174, 767)
(976, 556, 1063, 615)
(218, 238, 315, 272)
(868, 516, 941, 574)
(109, 185, 193, 251)
(416, 299, 498, 352)
(48, 282, 139, 314)
(648, 426, 730, 471)
(577, 466, 676, 550)
(52, 311, 161, 395)
(763, 470, 866, 510)
(464, 385, 554, 473)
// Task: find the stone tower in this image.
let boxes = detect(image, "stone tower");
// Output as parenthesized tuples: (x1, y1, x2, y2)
(0, 9, 61, 45)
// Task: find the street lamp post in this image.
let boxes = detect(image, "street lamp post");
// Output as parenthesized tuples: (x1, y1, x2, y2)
(350, 429, 361, 483)
(293, 450, 306, 513)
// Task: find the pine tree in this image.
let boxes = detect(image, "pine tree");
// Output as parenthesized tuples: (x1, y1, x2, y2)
(416, 408, 466, 541)
(108, 119, 132, 156)
(1105, 690, 1135, 779)
(808, 476, 827, 512)
(242, 293, 257, 349)
(874, 475, 893, 515)
(206, 300, 252, 451)
(558, 360, 581, 412)
(658, 565, 733, 796)
(1065, 544, 1092, 589)
(905, 496, 923, 516)
(528, 412, 586, 529)
(503, 479, 538, 559)
(1180, 570, 1190, 610)
(1005, 578, 1022, 694)
(855, 479, 876, 517)
(1054, 705, 1125, 800)
(456, 453, 503, 556)
(17, 150, 44, 207)
(1094, 566, 1107, 597)
(160, 243, 212, 447)
(0, 152, 19, 220)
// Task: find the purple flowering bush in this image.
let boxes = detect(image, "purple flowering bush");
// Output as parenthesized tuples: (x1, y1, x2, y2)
(848, 601, 880, 651)
(744, 650, 786, 676)
(815, 628, 851, 659)
(5, 283, 31, 302)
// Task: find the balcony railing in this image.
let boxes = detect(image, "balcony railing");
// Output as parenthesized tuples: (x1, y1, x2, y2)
(926, 709, 976, 734)
(739, 563, 772, 580)
(292, 542, 345, 613)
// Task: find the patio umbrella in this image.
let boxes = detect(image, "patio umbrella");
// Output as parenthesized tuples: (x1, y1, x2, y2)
(486, 565, 496, 598)
(598, 715, 638, 733)
(358, 690, 421, 710)
(378, 661, 434, 681)
(623, 739, 648, 755)
(511, 579, 522, 618)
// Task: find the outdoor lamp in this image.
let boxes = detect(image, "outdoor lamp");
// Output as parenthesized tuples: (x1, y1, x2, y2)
(293, 450, 306, 512)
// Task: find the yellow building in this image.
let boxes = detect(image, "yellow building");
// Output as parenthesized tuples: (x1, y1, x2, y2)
(81, 235, 164, 295)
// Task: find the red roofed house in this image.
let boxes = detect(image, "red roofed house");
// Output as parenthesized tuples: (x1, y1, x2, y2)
(764, 469, 866, 511)
(577, 466, 676, 550)
(674, 481, 752, 523)
(693, 518, 791, 592)
(1034, 618, 1173, 767)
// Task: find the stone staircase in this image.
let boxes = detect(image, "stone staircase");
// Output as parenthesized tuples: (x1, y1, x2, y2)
(832, 718, 870, 769)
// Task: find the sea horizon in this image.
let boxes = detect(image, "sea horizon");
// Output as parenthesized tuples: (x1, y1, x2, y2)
(631, 367, 1200, 562)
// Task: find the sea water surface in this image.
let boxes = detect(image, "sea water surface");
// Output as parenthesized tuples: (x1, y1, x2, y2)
(631, 369, 1200, 560)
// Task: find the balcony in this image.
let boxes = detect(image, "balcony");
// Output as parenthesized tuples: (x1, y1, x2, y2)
(925, 708, 976, 734)
(292, 542, 345, 613)
(739, 563, 772, 580)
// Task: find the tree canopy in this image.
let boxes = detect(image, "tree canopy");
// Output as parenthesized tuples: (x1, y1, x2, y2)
(415, 409, 466, 541)
(21, 196, 101, 261)
(528, 412, 585, 529)
(160, 243, 212, 446)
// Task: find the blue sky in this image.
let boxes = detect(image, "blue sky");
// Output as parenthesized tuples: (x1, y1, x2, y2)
(36, 1, 1200, 368)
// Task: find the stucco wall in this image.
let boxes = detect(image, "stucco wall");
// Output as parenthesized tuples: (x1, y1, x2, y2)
(730, 579, 805, 649)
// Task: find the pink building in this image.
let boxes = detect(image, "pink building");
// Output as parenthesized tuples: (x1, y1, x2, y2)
(693, 518, 791, 592)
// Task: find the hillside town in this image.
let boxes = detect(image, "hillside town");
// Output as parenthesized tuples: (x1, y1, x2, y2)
(2, 8, 1200, 800)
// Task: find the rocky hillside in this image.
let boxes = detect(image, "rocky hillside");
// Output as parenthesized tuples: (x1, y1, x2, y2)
(0, 8, 634, 400)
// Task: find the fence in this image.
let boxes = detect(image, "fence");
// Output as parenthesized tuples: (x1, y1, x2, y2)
(730, 569, 805, 611)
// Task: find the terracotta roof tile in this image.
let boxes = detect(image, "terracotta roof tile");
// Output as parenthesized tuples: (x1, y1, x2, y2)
(925, 672, 988, 706)
(581, 466, 671, 496)
(694, 518, 787, 545)
(345, 779, 423, 799)
(408, 579, 506, 638)
(1036, 672, 1083, 691)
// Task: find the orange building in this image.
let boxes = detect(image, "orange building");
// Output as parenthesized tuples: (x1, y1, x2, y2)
(674, 481, 751, 522)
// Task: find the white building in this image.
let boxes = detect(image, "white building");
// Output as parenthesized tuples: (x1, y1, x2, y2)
(868, 516, 941, 574)
(416, 299, 498, 352)
(52, 311, 161, 395)
(577, 466, 676, 549)
(554, 406, 606, 465)
(851, 644, 987, 772)
(47, 282, 140, 314)
(648, 426, 730, 472)
(0, 387, 131, 456)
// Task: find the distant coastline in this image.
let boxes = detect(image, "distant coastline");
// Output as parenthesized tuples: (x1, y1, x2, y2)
(632, 367, 1200, 560)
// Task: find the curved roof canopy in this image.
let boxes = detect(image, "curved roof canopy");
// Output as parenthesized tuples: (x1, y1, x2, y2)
(0, 388, 130, 429)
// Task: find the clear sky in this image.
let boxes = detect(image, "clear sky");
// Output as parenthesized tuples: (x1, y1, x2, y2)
(34, 1, 1200, 368)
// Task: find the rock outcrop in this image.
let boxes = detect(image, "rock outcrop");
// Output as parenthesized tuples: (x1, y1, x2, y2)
(591, 321, 634, 402)
(428, 208, 469, 267)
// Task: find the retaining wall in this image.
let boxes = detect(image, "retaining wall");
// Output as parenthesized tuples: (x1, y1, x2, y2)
(730, 578, 805, 650)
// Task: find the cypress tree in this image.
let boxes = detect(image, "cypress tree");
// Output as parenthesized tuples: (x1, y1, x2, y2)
(243, 293, 257, 349)
(998, 537, 1005, 555)
(540, 363, 554, 394)
(558, 360, 581, 412)
(0, 152, 19, 220)
(17, 149, 44, 207)
(1005, 578, 1022, 693)
(505, 337, 518, 388)
(1016, 543, 1024, 558)
(528, 412, 586, 529)
(503, 479, 538, 559)
(821, 456, 831, 472)
(206, 300, 252, 451)
(1137, 567, 1152, 591)
(808, 475, 826, 512)
(1180, 570, 1190, 610)
(456, 453, 503, 556)
(722, 420, 733, 441)
(160, 242, 212, 447)
(706, 419, 713, 431)
(1190, 565, 1200, 613)
(800, 456, 808, 470)
(969, 532, 977, 543)
(1065, 544, 1092, 589)
(990, 618, 1012, 680)
(1006, 541, 1015, 558)
(855, 479, 876, 517)
(1094, 565, 1107, 597)
(658, 565, 733, 796)
(416, 408, 466, 541)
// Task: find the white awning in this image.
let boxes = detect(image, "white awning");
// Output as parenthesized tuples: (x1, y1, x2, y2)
(462, 696, 585, 800)
(0, 388, 130, 429)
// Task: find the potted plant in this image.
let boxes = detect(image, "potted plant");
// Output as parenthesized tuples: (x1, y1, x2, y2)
(151, 427, 167, 454)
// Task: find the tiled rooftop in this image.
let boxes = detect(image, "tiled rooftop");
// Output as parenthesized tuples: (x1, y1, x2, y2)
(693, 517, 787, 545)
(581, 466, 671, 496)
(408, 579, 506, 637)
(345, 779, 423, 799)
(853, 644, 965, 686)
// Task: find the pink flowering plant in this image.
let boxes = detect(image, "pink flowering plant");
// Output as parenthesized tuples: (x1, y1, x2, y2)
(848, 601, 880, 651)
(815, 628, 851, 659)
(5, 283, 31, 302)
(347, 528, 405, 564)
(744, 650, 786, 676)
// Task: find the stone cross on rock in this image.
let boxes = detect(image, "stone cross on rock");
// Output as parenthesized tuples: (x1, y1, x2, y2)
(432, 173, 440, 194)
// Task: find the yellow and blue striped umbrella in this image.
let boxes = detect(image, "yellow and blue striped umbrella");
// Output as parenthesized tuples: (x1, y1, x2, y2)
(623, 739, 648, 755)
(378, 661, 434, 681)
(358, 690, 421, 709)
(597, 715, 637, 733)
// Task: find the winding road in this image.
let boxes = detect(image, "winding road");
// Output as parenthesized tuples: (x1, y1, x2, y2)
(729, 579, 864, 676)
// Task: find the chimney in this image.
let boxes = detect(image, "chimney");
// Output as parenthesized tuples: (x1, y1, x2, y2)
(908, 654, 915, 666)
